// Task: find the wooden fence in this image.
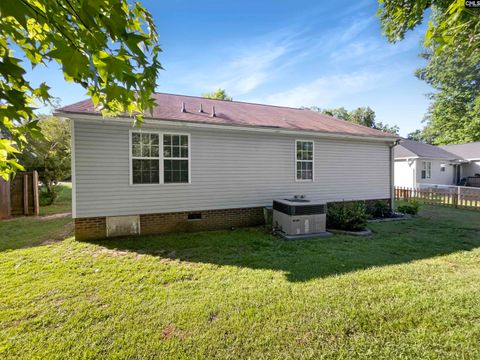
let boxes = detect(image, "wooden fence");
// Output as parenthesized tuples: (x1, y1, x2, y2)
(394, 186, 480, 210)
(0, 171, 40, 219)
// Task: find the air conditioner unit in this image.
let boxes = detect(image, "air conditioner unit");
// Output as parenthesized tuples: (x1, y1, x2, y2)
(272, 198, 330, 239)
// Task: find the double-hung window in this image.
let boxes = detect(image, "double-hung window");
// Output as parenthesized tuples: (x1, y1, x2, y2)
(421, 161, 431, 179)
(132, 133, 160, 184)
(163, 134, 189, 183)
(296, 140, 314, 181)
(131, 131, 189, 184)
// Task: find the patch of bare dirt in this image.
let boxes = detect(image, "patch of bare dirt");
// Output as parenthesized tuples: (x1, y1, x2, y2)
(40, 222, 74, 245)
(39, 212, 71, 221)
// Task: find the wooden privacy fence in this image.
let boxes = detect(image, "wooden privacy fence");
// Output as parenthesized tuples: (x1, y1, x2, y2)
(395, 186, 480, 210)
(0, 171, 40, 219)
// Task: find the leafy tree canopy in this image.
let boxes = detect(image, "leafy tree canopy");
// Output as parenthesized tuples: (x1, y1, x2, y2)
(18, 115, 70, 204)
(378, 0, 480, 145)
(202, 89, 232, 101)
(0, 0, 161, 180)
(378, 0, 479, 56)
(308, 106, 400, 135)
(322, 107, 350, 121)
(415, 48, 480, 144)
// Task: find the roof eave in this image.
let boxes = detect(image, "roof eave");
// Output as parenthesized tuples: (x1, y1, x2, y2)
(57, 111, 400, 143)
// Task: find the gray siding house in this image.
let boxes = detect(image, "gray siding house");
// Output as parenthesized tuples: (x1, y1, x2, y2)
(394, 139, 480, 188)
(58, 93, 399, 240)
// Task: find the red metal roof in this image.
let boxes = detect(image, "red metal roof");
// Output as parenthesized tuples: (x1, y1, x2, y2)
(58, 93, 396, 139)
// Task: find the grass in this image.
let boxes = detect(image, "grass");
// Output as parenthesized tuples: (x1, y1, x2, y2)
(1, 183, 72, 251)
(39, 183, 72, 216)
(1, 205, 480, 358)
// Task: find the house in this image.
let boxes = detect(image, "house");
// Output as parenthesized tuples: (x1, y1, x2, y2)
(57, 93, 399, 241)
(393, 139, 464, 188)
(440, 142, 480, 181)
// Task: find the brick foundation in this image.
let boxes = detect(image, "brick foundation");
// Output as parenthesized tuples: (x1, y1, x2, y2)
(75, 207, 265, 241)
(75, 217, 107, 241)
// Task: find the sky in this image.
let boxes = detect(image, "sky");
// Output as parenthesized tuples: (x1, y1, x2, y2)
(25, 0, 432, 136)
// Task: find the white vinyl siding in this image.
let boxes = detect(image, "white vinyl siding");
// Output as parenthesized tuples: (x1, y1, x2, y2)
(394, 160, 415, 188)
(73, 119, 392, 218)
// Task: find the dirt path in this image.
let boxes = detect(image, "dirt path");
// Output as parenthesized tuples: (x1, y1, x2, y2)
(39, 212, 71, 221)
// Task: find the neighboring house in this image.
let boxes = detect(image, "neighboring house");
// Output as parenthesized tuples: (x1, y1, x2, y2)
(57, 93, 399, 241)
(394, 139, 464, 188)
(440, 142, 480, 179)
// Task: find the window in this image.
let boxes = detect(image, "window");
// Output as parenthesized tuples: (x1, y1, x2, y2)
(421, 161, 432, 179)
(131, 132, 189, 184)
(132, 133, 160, 184)
(163, 134, 189, 183)
(440, 163, 446, 172)
(296, 140, 314, 181)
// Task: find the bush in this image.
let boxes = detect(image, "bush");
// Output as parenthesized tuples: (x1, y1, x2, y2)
(327, 201, 368, 231)
(397, 200, 420, 215)
(369, 200, 391, 218)
(39, 185, 60, 206)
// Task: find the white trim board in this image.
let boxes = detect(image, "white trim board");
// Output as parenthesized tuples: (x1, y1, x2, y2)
(70, 119, 77, 218)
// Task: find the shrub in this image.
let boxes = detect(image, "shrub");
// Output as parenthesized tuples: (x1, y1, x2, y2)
(369, 200, 391, 218)
(397, 200, 420, 215)
(327, 201, 368, 231)
(39, 185, 60, 206)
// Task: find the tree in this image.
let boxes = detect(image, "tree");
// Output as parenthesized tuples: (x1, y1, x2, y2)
(408, 129, 427, 142)
(18, 116, 70, 204)
(322, 107, 350, 121)
(375, 122, 400, 135)
(0, 0, 161, 180)
(415, 49, 480, 144)
(349, 107, 376, 128)
(378, 0, 479, 56)
(202, 89, 232, 101)
(307, 106, 399, 134)
(378, 1, 480, 145)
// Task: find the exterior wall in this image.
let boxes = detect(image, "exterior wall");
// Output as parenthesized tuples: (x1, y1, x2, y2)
(394, 160, 414, 188)
(72, 119, 392, 219)
(75, 207, 264, 241)
(415, 159, 456, 186)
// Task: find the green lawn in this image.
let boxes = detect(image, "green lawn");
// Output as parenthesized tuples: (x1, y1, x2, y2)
(1, 205, 480, 358)
(39, 183, 72, 216)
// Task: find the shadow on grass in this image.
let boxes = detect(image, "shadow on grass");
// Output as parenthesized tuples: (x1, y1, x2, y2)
(88, 206, 480, 282)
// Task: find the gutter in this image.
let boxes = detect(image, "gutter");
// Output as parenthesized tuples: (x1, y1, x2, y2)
(56, 112, 401, 143)
(389, 139, 401, 209)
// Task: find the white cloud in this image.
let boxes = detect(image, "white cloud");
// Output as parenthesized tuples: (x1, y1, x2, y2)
(173, 14, 378, 96)
(213, 45, 288, 93)
(259, 71, 387, 108)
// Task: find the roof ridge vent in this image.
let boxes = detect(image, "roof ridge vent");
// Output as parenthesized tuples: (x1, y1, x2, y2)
(181, 102, 186, 113)
(199, 103, 203, 113)
(211, 106, 216, 117)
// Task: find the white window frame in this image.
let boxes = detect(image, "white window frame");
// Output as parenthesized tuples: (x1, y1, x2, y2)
(129, 129, 191, 186)
(440, 163, 446, 172)
(421, 161, 432, 179)
(295, 139, 314, 182)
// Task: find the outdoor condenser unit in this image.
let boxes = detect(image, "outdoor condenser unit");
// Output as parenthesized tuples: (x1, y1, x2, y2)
(272, 198, 329, 239)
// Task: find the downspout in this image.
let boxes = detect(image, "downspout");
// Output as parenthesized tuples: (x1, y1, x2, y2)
(389, 139, 400, 210)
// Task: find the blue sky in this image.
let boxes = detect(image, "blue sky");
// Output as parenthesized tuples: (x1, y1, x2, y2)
(25, 0, 432, 136)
